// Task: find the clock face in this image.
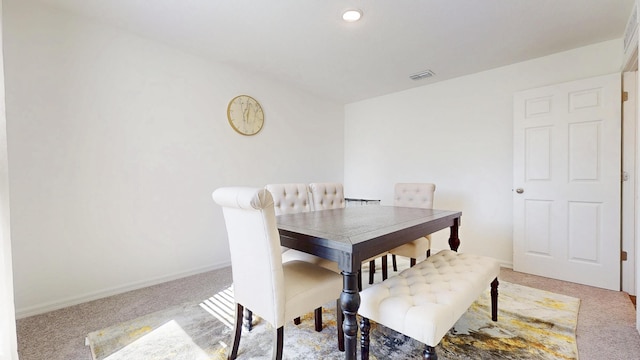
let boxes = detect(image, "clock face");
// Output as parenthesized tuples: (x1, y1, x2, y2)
(227, 95, 264, 136)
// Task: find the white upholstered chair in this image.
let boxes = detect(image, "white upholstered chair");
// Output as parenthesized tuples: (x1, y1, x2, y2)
(265, 183, 340, 273)
(389, 183, 436, 269)
(212, 187, 344, 359)
(309, 182, 386, 288)
(265, 183, 339, 273)
(265, 183, 340, 330)
(308, 182, 346, 210)
(266, 183, 313, 216)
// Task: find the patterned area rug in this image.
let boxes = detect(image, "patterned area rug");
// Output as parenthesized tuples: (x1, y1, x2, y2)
(86, 281, 579, 360)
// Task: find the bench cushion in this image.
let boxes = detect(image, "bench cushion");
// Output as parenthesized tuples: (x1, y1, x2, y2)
(358, 249, 500, 347)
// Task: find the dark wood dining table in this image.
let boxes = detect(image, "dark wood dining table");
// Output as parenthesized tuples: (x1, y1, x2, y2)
(276, 205, 462, 360)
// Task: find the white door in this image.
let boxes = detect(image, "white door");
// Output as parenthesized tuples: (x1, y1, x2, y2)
(513, 73, 622, 291)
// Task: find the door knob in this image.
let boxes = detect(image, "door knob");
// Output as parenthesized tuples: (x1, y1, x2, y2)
(515, 188, 524, 194)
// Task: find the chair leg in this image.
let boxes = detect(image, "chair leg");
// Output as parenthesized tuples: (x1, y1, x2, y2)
(229, 303, 243, 360)
(426, 249, 431, 258)
(272, 326, 284, 360)
(314, 307, 322, 332)
(381, 255, 388, 280)
(337, 299, 344, 352)
(368, 260, 375, 284)
(491, 277, 499, 321)
(392, 254, 398, 271)
(423, 345, 437, 360)
(293, 317, 301, 325)
(243, 307, 253, 331)
(410, 258, 416, 267)
(360, 317, 371, 360)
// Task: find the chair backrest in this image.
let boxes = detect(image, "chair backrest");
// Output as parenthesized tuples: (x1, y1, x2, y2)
(265, 183, 312, 215)
(394, 183, 436, 209)
(212, 187, 285, 327)
(308, 182, 346, 210)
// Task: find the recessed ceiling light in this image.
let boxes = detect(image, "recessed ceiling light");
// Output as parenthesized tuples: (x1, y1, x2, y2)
(342, 9, 362, 22)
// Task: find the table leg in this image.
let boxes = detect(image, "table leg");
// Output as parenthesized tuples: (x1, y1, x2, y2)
(448, 217, 460, 251)
(340, 271, 360, 360)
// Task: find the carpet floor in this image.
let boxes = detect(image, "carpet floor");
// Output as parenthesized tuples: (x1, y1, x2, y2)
(15, 257, 640, 360)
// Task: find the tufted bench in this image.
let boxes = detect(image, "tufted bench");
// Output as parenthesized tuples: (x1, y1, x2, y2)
(358, 249, 500, 360)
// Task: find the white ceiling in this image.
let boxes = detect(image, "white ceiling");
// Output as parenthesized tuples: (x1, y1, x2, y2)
(32, 0, 636, 104)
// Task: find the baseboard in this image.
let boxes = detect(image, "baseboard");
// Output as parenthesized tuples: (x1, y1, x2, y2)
(15, 260, 231, 319)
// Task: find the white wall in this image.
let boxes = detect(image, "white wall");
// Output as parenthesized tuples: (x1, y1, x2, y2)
(345, 40, 623, 266)
(4, 0, 344, 317)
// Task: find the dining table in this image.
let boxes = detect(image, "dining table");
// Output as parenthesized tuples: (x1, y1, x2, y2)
(276, 205, 462, 360)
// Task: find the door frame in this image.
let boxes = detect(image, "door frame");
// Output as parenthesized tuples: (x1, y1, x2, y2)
(622, 71, 637, 296)
(0, 3, 18, 357)
(622, 27, 640, 330)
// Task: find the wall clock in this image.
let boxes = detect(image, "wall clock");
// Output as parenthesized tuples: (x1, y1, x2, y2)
(226, 95, 265, 136)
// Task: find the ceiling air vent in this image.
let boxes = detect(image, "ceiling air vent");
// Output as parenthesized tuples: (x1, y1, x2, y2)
(409, 69, 435, 81)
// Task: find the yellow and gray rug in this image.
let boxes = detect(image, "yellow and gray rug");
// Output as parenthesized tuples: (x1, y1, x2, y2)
(86, 281, 579, 360)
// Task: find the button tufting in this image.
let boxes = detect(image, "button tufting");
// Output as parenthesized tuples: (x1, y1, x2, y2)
(358, 249, 500, 350)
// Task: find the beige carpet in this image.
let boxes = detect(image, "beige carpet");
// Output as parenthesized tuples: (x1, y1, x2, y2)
(15, 263, 640, 360)
(86, 281, 579, 360)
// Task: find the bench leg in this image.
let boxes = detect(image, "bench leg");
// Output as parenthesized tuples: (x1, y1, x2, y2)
(423, 345, 437, 360)
(360, 317, 371, 360)
(491, 277, 499, 321)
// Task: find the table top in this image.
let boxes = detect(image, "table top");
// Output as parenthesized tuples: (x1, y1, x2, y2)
(277, 206, 461, 271)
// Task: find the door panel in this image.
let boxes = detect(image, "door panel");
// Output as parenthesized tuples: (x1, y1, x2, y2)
(525, 127, 551, 180)
(524, 200, 552, 255)
(513, 73, 621, 290)
(567, 201, 600, 261)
